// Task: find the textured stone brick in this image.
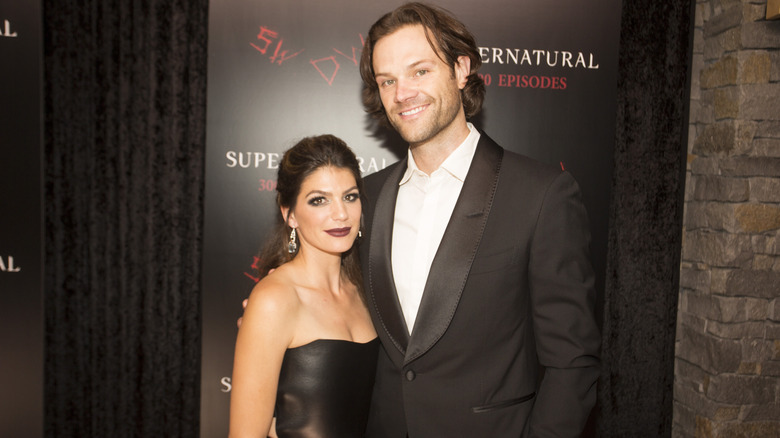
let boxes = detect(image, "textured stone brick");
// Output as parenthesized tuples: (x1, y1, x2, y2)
(741, 22, 780, 49)
(681, 310, 708, 333)
(767, 323, 780, 339)
(682, 231, 752, 267)
(736, 361, 761, 374)
(753, 138, 780, 157)
(720, 157, 780, 177)
(776, 340, 780, 360)
(719, 422, 780, 437)
(677, 325, 742, 373)
(680, 267, 712, 292)
(751, 233, 780, 255)
(743, 3, 768, 22)
(761, 360, 780, 377)
(675, 381, 723, 416)
(691, 53, 704, 101)
(685, 202, 740, 232)
(771, 299, 780, 322)
(738, 51, 772, 84)
(684, 290, 712, 317)
(694, 122, 736, 155)
(734, 120, 759, 155)
(739, 84, 780, 121)
(757, 121, 780, 138)
(704, 28, 741, 60)
(715, 87, 740, 119)
(749, 177, 780, 203)
(701, 55, 738, 88)
(742, 339, 776, 362)
(676, 357, 713, 393)
(713, 406, 741, 421)
(693, 175, 750, 201)
(745, 297, 770, 320)
(725, 269, 780, 298)
(710, 268, 731, 294)
(753, 254, 778, 270)
(707, 320, 765, 338)
(704, 5, 742, 37)
(696, 415, 714, 438)
(771, 51, 780, 82)
(684, 172, 696, 202)
(698, 90, 717, 124)
(710, 295, 747, 322)
(735, 204, 780, 232)
(690, 156, 720, 175)
(673, 403, 696, 437)
(707, 374, 777, 404)
(741, 403, 780, 422)
(710, 295, 769, 323)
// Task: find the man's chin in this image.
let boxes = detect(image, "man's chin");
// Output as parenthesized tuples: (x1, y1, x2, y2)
(391, 122, 431, 145)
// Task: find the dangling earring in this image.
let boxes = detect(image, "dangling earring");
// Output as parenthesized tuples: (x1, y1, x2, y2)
(287, 228, 298, 254)
(358, 229, 363, 238)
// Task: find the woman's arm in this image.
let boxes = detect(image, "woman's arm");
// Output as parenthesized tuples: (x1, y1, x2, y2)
(229, 279, 297, 438)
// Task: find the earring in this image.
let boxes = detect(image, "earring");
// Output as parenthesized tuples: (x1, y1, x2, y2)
(358, 229, 363, 238)
(287, 228, 298, 254)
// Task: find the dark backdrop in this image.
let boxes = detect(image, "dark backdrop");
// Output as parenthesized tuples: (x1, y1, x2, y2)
(42, 0, 693, 437)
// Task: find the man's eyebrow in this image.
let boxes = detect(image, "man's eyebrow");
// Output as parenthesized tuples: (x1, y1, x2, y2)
(375, 59, 435, 78)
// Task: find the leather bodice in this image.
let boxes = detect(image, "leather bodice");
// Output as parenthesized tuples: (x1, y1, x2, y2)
(275, 338, 379, 438)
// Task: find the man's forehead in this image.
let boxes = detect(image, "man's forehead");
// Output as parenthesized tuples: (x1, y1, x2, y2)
(373, 24, 446, 70)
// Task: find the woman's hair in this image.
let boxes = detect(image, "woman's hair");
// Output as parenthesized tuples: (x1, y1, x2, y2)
(359, 2, 485, 126)
(256, 134, 364, 291)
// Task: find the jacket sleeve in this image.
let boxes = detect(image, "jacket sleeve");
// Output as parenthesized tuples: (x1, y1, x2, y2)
(526, 171, 601, 437)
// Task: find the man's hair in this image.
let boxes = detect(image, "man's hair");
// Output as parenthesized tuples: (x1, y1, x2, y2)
(359, 2, 485, 126)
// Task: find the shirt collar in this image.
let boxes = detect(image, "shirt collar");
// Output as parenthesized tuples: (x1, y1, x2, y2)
(399, 123, 481, 185)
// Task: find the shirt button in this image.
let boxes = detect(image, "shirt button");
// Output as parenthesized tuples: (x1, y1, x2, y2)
(405, 370, 416, 381)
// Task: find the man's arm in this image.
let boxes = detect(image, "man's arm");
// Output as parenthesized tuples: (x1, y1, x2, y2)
(526, 171, 601, 437)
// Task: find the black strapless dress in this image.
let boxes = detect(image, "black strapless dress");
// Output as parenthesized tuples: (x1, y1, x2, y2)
(275, 338, 379, 438)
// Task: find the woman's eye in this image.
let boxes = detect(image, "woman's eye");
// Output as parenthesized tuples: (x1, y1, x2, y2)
(415, 69, 427, 77)
(380, 79, 395, 87)
(344, 193, 359, 202)
(308, 196, 327, 206)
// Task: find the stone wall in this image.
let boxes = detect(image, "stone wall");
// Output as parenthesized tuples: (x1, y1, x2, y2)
(674, 1, 780, 437)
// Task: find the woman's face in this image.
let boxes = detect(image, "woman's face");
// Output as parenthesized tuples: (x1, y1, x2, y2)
(284, 166, 361, 257)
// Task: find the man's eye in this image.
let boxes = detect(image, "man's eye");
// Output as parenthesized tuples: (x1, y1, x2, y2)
(415, 69, 427, 77)
(380, 79, 395, 87)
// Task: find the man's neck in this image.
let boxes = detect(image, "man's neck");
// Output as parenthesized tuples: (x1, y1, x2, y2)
(409, 121, 470, 175)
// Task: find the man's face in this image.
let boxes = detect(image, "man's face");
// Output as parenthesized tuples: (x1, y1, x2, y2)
(372, 25, 470, 147)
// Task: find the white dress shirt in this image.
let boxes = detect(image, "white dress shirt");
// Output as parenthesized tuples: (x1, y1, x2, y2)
(391, 123, 481, 334)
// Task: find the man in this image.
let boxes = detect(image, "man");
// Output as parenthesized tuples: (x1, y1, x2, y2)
(357, 3, 600, 437)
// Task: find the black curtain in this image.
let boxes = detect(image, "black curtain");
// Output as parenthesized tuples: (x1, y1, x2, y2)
(43, 1, 207, 436)
(41, 0, 694, 437)
(597, 1, 694, 436)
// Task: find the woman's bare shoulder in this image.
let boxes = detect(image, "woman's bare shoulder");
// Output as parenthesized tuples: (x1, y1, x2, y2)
(246, 267, 300, 316)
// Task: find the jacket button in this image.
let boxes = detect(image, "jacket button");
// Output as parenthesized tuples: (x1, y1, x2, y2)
(405, 370, 416, 381)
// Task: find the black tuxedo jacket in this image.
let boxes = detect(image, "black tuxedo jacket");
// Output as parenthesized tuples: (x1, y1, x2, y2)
(359, 133, 600, 437)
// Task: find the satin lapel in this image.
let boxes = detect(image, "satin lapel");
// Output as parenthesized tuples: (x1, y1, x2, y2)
(368, 159, 411, 355)
(405, 136, 504, 365)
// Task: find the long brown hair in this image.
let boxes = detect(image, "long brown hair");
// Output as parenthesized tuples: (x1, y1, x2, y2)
(256, 135, 364, 291)
(359, 2, 485, 126)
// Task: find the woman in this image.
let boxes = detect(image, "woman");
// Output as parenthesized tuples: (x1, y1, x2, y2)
(229, 135, 378, 438)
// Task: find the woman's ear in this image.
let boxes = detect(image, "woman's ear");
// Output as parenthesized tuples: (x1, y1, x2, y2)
(281, 206, 297, 229)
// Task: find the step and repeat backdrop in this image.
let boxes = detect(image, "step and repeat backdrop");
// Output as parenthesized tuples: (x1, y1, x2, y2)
(0, 1, 43, 437)
(202, 1, 621, 435)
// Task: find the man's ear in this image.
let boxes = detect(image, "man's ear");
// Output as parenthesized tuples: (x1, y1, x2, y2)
(454, 55, 471, 90)
(281, 206, 297, 229)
